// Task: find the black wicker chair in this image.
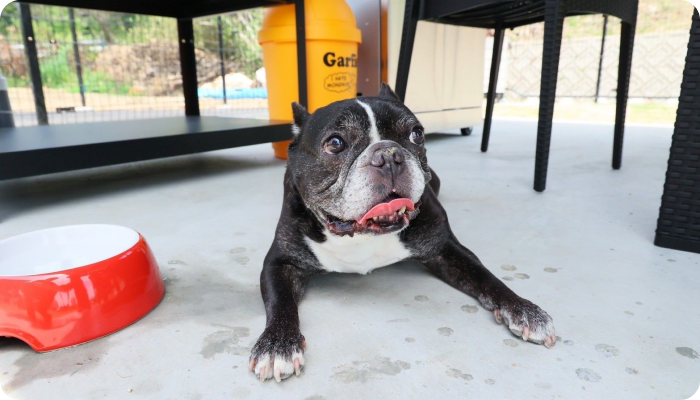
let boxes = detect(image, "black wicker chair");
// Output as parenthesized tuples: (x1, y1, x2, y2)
(655, 9, 700, 254)
(394, 0, 639, 192)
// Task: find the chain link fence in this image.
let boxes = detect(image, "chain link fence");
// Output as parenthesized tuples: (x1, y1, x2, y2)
(0, 3, 267, 127)
(194, 13, 267, 119)
(2, 1, 696, 127)
(488, 0, 696, 103)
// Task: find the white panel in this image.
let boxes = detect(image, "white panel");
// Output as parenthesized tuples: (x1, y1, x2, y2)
(415, 108, 483, 133)
(388, 1, 443, 112)
(404, 22, 445, 112)
(443, 26, 487, 110)
(387, 0, 485, 130)
(387, 0, 405, 87)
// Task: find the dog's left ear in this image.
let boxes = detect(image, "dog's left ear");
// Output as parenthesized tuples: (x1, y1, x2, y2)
(291, 102, 310, 136)
(378, 83, 401, 102)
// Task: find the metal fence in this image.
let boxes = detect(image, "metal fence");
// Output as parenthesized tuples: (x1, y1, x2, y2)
(194, 14, 267, 119)
(494, 31, 693, 101)
(2, 0, 696, 127)
(0, 3, 267, 127)
(490, 0, 696, 102)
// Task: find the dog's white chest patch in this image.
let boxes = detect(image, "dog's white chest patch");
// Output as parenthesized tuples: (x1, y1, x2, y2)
(305, 230, 412, 274)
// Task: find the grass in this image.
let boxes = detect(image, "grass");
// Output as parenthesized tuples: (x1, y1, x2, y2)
(76, 71, 131, 95)
(7, 47, 132, 95)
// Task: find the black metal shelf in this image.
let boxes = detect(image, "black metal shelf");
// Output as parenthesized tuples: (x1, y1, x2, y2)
(0, 117, 292, 181)
(22, 0, 288, 19)
(6, 0, 308, 181)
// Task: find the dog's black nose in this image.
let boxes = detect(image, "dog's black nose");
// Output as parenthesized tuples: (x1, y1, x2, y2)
(370, 146, 404, 168)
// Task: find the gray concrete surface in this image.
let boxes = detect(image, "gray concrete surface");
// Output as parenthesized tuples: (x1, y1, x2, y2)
(0, 119, 698, 399)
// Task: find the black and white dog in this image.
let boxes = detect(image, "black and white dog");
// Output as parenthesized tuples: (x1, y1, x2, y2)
(249, 84, 556, 382)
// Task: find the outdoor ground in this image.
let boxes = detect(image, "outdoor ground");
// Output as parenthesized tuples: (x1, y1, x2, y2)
(492, 99, 678, 125)
(493, 100, 680, 125)
(0, 119, 698, 399)
(7, 87, 269, 126)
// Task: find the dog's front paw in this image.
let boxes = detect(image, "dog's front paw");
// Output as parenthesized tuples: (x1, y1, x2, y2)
(248, 324, 306, 383)
(493, 297, 556, 348)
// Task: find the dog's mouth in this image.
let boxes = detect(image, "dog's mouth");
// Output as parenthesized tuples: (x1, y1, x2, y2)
(325, 193, 421, 237)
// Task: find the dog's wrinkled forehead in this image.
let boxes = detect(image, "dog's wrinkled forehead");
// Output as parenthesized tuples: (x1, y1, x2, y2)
(297, 97, 420, 148)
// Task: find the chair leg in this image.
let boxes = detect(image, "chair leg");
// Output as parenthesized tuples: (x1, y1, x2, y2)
(534, 0, 566, 192)
(612, 21, 635, 170)
(394, 0, 419, 103)
(482, 27, 505, 153)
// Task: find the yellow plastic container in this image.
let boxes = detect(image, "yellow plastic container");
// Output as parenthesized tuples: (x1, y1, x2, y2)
(259, 0, 362, 159)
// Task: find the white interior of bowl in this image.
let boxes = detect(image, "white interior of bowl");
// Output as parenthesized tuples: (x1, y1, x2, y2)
(0, 224, 140, 277)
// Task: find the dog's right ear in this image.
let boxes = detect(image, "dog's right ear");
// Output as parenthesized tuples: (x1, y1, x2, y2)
(378, 83, 401, 102)
(291, 102, 310, 136)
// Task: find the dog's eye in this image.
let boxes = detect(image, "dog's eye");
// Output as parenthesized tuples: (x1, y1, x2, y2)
(409, 127, 425, 145)
(324, 136, 346, 154)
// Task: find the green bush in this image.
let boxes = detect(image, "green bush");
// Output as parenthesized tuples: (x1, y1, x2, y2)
(39, 47, 74, 88)
(0, 4, 263, 94)
(37, 46, 130, 94)
(80, 70, 130, 95)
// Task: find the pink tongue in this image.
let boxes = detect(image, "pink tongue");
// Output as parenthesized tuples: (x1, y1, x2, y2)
(358, 198, 415, 224)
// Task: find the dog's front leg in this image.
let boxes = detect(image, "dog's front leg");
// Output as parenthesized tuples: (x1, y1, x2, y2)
(249, 257, 311, 382)
(422, 240, 556, 348)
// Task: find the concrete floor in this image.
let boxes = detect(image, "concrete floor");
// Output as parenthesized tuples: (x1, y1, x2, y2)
(1, 119, 699, 399)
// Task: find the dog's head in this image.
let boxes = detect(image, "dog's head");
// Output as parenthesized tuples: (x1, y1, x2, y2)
(287, 84, 431, 237)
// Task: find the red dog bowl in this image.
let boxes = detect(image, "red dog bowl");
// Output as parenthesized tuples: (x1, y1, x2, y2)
(0, 224, 165, 352)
